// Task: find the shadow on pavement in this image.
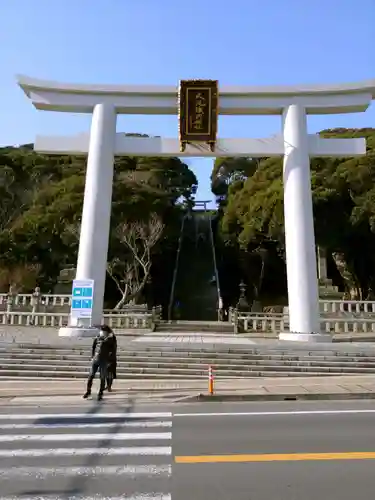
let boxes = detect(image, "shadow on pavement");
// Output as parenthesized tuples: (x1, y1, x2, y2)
(16, 393, 137, 498)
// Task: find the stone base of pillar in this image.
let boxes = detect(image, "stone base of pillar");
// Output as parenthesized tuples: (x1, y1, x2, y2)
(278, 332, 332, 342)
(59, 326, 100, 338)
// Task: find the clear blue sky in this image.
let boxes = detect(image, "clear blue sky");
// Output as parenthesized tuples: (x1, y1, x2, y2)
(1, 0, 374, 205)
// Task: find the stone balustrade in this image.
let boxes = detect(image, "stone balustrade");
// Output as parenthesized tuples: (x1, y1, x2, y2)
(2, 291, 375, 335)
(0, 292, 71, 314)
(229, 299, 375, 319)
(320, 300, 375, 314)
(0, 311, 155, 330)
(0, 291, 162, 322)
(1, 309, 374, 336)
(3, 292, 375, 315)
(234, 312, 375, 334)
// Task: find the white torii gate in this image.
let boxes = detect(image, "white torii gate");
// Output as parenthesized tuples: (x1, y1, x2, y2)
(17, 75, 375, 341)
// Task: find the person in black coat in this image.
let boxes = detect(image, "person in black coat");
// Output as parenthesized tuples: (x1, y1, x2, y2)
(106, 329, 117, 392)
(83, 325, 113, 401)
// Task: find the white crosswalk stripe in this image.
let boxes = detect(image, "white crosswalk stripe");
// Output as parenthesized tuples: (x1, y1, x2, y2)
(0, 497, 171, 500)
(0, 410, 172, 499)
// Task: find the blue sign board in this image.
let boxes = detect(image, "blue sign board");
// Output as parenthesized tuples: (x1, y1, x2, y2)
(71, 279, 94, 319)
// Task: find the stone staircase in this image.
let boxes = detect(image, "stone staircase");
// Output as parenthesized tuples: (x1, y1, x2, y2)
(155, 320, 233, 334)
(2, 342, 375, 379)
(172, 213, 218, 321)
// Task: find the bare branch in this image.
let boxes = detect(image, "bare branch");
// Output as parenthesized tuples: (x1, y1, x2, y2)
(107, 214, 164, 307)
(106, 261, 125, 296)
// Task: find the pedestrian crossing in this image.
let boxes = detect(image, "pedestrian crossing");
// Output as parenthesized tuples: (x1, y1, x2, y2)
(0, 409, 172, 499)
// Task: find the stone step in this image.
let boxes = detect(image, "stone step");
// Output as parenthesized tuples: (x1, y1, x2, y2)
(1, 361, 375, 375)
(0, 368, 344, 379)
(4, 349, 375, 362)
(3, 346, 375, 362)
(3, 354, 375, 369)
(0, 369, 220, 379)
(3, 343, 375, 379)
(4, 343, 375, 357)
(155, 321, 234, 333)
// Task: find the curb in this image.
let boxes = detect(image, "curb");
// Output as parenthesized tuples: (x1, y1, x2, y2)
(0, 387, 206, 399)
(182, 392, 375, 403)
(2, 391, 375, 404)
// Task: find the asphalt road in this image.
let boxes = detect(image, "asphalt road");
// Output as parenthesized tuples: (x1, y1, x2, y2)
(172, 400, 375, 500)
(0, 401, 172, 499)
(3, 399, 375, 499)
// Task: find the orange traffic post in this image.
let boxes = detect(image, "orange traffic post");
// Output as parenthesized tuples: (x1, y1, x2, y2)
(208, 365, 214, 395)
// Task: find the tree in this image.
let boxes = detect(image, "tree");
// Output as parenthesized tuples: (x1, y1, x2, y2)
(107, 214, 164, 308)
(214, 128, 375, 303)
(0, 144, 77, 232)
(0, 141, 197, 308)
(0, 263, 41, 293)
(211, 157, 259, 207)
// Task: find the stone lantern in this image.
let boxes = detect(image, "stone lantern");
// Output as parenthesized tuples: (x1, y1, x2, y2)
(236, 280, 250, 312)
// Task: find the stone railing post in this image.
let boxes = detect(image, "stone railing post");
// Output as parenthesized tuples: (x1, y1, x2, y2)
(30, 286, 41, 325)
(6, 285, 17, 324)
(151, 307, 159, 331)
(233, 308, 239, 334)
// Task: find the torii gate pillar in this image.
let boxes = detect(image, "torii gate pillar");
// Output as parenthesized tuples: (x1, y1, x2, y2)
(281, 104, 320, 339)
(73, 103, 117, 329)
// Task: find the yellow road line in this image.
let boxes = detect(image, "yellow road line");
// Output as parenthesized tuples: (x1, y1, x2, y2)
(175, 451, 375, 464)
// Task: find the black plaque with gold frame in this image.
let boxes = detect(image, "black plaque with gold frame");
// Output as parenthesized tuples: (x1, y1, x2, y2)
(178, 79, 219, 152)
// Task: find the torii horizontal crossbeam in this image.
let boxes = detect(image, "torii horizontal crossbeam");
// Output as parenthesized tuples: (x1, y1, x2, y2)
(17, 74, 375, 115)
(34, 134, 366, 158)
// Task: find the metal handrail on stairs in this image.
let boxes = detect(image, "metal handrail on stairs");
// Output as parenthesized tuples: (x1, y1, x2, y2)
(208, 213, 221, 320)
(167, 213, 188, 322)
